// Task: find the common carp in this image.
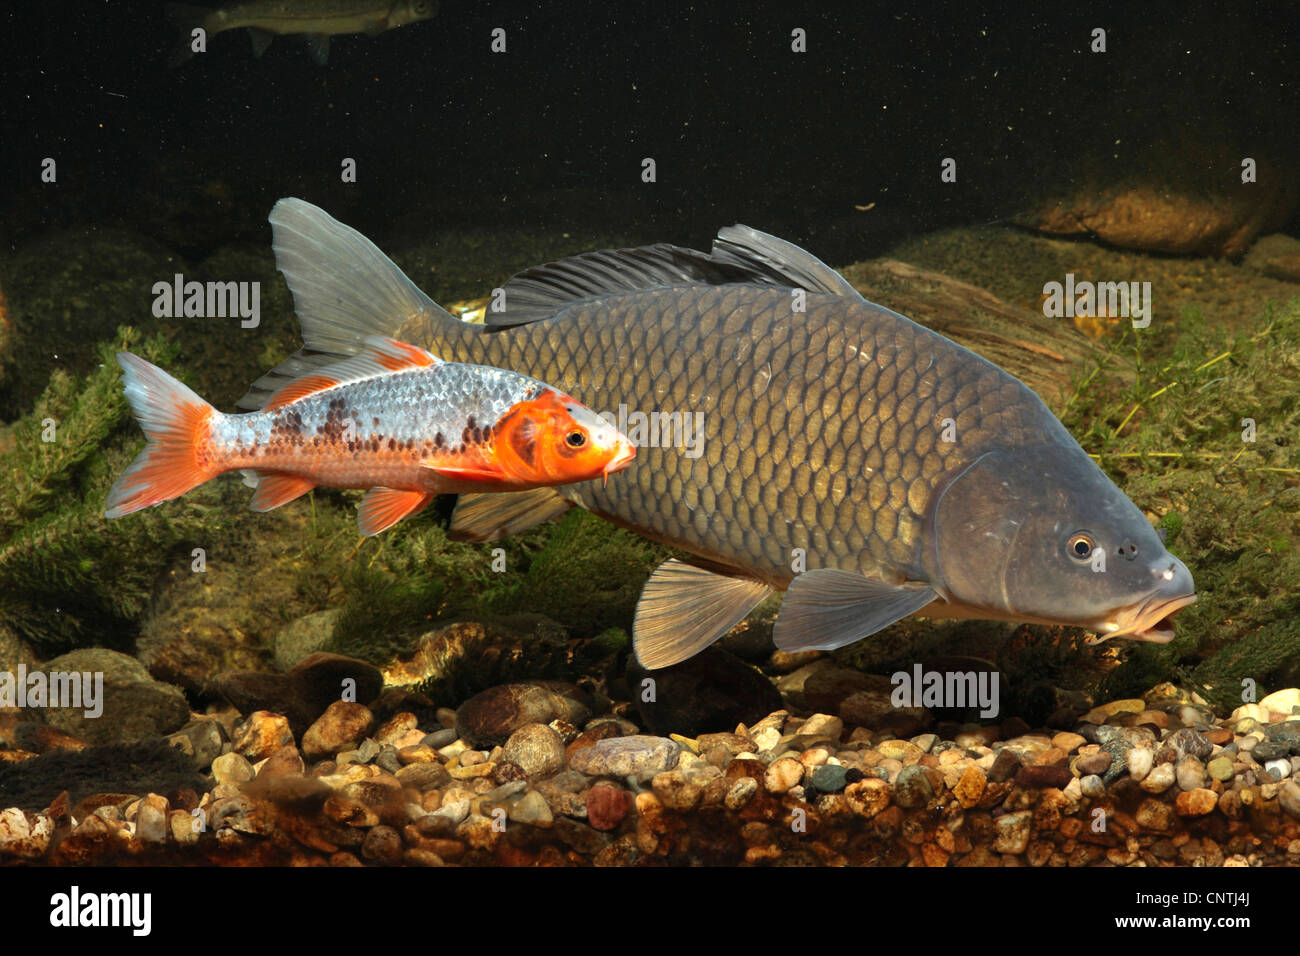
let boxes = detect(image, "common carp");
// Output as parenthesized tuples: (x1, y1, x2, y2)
(247, 199, 1196, 666)
(106, 336, 635, 535)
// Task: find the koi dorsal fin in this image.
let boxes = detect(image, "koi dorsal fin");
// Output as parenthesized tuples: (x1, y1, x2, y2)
(262, 336, 441, 410)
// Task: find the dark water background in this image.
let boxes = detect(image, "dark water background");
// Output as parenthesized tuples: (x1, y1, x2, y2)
(3, 2, 1297, 263)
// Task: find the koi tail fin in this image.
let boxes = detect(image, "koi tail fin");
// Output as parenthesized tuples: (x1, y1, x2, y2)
(106, 352, 221, 518)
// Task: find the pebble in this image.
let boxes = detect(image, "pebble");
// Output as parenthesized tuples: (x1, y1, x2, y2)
(233, 711, 294, 762)
(1280, 781, 1300, 818)
(1135, 798, 1175, 831)
(1175, 789, 1218, 817)
(764, 757, 804, 794)
(135, 795, 169, 845)
(361, 825, 403, 865)
(301, 702, 376, 760)
(588, 785, 633, 829)
(952, 766, 986, 808)
(421, 728, 458, 749)
(1127, 747, 1154, 782)
(798, 713, 844, 741)
(1080, 774, 1105, 798)
(1082, 698, 1145, 724)
(1074, 751, 1112, 776)
(456, 681, 592, 747)
(844, 779, 891, 819)
(568, 735, 681, 778)
(1140, 763, 1175, 794)
(724, 778, 758, 812)
(1052, 732, 1086, 753)
(992, 811, 1032, 854)
(1265, 759, 1291, 781)
(1166, 728, 1213, 761)
(211, 752, 255, 785)
(501, 724, 566, 779)
(1207, 756, 1235, 782)
(1260, 688, 1300, 714)
(893, 765, 935, 808)
(507, 791, 554, 827)
(1176, 756, 1206, 791)
(810, 764, 848, 793)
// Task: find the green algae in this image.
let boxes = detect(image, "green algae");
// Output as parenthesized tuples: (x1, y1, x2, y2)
(0, 328, 211, 653)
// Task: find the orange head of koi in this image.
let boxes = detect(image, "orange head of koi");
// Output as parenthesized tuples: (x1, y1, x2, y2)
(492, 390, 635, 487)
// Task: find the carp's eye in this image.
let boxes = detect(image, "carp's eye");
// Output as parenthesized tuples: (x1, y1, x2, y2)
(565, 430, 587, 448)
(1067, 532, 1096, 562)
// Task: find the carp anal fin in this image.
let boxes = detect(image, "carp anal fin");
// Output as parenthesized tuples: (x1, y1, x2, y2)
(486, 225, 863, 328)
(772, 569, 938, 653)
(632, 559, 772, 669)
(236, 198, 456, 411)
(447, 488, 575, 542)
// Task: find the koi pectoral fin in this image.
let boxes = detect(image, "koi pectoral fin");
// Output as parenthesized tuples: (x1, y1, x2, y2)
(427, 462, 508, 483)
(772, 569, 938, 653)
(357, 487, 434, 536)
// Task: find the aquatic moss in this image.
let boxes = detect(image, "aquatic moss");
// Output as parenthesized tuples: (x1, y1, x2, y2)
(0, 327, 221, 652)
(476, 509, 664, 639)
(1060, 296, 1300, 711)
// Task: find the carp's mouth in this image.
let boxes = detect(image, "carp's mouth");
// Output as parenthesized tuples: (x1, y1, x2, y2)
(1087, 593, 1198, 645)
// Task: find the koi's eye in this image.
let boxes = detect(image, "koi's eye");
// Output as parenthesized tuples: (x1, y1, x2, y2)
(1067, 532, 1096, 562)
(565, 430, 587, 448)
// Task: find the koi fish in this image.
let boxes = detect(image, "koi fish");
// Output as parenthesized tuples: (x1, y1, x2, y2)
(105, 335, 635, 535)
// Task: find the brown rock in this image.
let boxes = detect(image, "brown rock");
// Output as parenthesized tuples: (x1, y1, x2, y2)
(1176, 788, 1218, 817)
(1135, 798, 1176, 832)
(587, 785, 632, 831)
(953, 765, 987, 809)
(988, 749, 1022, 783)
(301, 702, 376, 760)
(233, 711, 294, 762)
(1051, 732, 1086, 754)
(844, 778, 891, 819)
(501, 723, 566, 780)
(255, 744, 305, 779)
(361, 825, 403, 865)
(456, 682, 592, 748)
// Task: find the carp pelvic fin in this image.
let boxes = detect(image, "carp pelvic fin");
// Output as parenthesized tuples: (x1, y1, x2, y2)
(772, 569, 938, 653)
(447, 488, 575, 542)
(632, 559, 773, 669)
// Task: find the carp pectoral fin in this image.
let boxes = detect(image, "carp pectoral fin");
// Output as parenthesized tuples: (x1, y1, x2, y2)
(632, 559, 772, 669)
(357, 487, 434, 536)
(448, 489, 574, 542)
(772, 569, 938, 653)
(248, 472, 317, 512)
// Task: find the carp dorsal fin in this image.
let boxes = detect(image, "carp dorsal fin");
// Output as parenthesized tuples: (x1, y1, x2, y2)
(711, 225, 864, 301)
(772, 569, 938, 653)
(237, 198, 456, 411)
(632, 559, 773, 669)
(485, 225, 863, 328)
